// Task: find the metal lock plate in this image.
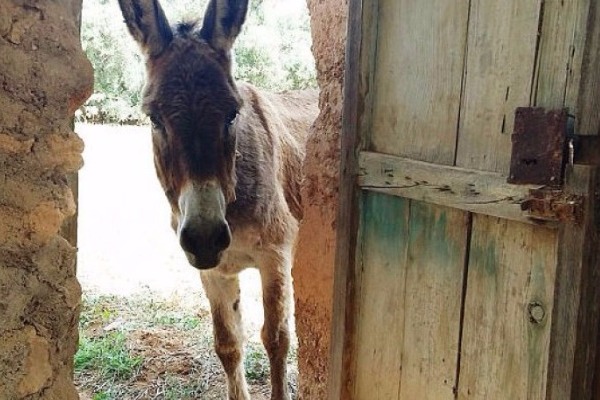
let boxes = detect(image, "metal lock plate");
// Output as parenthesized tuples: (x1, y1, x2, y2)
(508, 107, 568, 186)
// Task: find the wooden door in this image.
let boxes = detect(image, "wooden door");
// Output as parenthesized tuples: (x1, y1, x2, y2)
(330, 1, 600, 399)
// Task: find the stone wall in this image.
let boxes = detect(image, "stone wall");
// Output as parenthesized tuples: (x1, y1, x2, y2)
(294, 0, 348, 398)
(0, 1, 93, 398)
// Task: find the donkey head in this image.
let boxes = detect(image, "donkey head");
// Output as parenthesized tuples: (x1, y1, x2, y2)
(118, 0, 249, 269)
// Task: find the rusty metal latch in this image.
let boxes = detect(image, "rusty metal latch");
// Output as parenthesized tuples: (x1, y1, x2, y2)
(506, 107, 597, 223)
(521, 188, 583, 223)
(508, 107, 568, 186)
(508, 107, 600, 177)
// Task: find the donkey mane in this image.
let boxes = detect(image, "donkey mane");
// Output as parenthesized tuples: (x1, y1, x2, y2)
(175, 20, 200, 36)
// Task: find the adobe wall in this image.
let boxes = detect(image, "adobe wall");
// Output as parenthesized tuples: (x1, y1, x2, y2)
(294, 0, 347, 398)
(0, 1, 92, 398)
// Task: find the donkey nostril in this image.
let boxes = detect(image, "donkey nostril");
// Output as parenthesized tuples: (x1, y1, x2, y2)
(180, 223, 230, 255)
(179, 226, 196, 253)
(213, 223, 231, 251)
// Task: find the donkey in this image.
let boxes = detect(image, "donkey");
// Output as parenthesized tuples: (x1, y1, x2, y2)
(117, 0, 317, 399)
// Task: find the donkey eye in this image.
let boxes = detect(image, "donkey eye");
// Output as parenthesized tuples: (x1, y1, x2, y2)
(226, 111, 238, 126)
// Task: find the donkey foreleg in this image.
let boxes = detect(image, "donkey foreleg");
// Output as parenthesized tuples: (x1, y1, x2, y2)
(259, 252, 293, 400)
(200, 270, 250, 400)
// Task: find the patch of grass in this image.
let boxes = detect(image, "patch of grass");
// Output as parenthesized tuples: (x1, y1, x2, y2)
(79, 292, 206, 332)
(244, 342, 270, 384)
(242, 341, 299, 387)
(160, 374, 208, 400)
(181, 315, 202, 330)
(75, 331, 143, 381)
(79, 294, 119, 330)
(152, 312, 202, 330)
(92, 392, 110, 400)
(75, 292, 301, 398)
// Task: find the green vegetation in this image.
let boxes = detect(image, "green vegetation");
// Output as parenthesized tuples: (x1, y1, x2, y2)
(76, 291, 299, 398)
(75, 332, 142, 380)
(160, 374, 208, 399)
(92, 392, 110, 400)
(152, 312, 202, 330)
(243, 342, 270, 383)
(80, 0, 316, 123)
(78, 294, 118, 329)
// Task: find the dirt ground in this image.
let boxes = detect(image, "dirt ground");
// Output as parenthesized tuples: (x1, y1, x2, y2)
(75, 123, 296, 399)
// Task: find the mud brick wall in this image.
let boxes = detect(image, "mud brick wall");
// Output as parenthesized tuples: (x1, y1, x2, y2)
(294, 0, 348, 398)
(0, 1, 92, 398)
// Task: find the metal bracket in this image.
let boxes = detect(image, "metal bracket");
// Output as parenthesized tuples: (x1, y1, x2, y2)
(569, 135, 600, 166)
(521, 188, 583, 223)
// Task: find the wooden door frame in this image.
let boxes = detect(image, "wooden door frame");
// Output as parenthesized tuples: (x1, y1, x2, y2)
(328, 0, 373, 397)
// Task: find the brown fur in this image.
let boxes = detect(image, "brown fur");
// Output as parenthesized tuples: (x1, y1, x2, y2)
(117, 1, 318, 399)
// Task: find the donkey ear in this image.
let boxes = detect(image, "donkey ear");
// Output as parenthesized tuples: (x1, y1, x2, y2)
(199, 0, 249, 53)
(118, 0, 173, 58)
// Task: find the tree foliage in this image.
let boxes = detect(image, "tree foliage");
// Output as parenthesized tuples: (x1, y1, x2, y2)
(79, 0, 316, 124)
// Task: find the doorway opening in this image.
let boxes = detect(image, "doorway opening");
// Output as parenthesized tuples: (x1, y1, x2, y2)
(75, 1, 316, 398)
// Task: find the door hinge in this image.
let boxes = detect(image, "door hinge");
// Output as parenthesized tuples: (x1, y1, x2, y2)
(568, 134, 600, 166)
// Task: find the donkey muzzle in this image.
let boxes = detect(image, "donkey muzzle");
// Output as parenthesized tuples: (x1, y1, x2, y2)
(179, 221, 231, 269)
(177, 181, 230, 269)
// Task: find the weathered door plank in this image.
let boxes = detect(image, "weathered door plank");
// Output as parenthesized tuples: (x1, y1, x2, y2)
(457, 215, 557, 399)
(353, 194, 469, 400)
(359, 151, 545, 226)
(353, 192, 409, 399)
(534, 0, 600, 135)
(369, 0, 468, 164)
(456, 0, 542, 174)
(397, 202, 468, 399)
(546, 165, 600, 400)
(566, 1, 600, 135)
(534, 0, 589, 109)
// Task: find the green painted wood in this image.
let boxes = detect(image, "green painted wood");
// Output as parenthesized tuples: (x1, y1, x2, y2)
(398, 202, 469, 399)
(353, 193, 470, 400)
(353, 191, 409, 399)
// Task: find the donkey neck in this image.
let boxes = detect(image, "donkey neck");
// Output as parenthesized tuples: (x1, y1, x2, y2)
(225, 83, 287, 228)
